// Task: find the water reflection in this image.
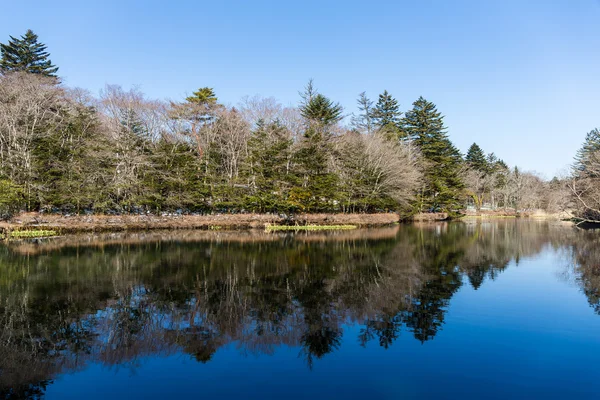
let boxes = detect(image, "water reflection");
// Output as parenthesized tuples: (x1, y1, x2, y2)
(0, 220, 596, 397)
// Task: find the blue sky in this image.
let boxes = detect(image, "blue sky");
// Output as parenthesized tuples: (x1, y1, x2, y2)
(2, 0, 599, 177)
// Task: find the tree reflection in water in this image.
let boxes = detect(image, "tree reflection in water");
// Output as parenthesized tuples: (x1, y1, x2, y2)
(0, 220, 596, 397)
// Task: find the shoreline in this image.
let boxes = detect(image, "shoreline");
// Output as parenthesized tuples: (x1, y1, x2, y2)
(0, 211, 575, 236)
(0, 212, 401, 234)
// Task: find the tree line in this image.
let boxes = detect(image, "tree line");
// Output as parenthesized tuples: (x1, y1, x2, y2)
(0, 30, 583, 218)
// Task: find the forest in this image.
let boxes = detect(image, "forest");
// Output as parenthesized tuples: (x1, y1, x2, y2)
(0, 30, 596, 221)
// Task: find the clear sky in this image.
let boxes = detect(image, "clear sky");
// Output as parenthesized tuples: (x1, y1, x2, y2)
(2, 0, 599, 177)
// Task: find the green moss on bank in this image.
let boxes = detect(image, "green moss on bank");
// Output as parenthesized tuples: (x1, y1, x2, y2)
(265, 224, 357, 232)
(1, 230, 58, 239)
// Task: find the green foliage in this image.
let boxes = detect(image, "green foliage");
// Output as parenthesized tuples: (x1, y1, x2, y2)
(372, 90, 402, 138)
(574, 128, 600, 175)
(0, 30, 58, 77)
(466, 143, 488, 172)
(265, 224, 357, 232)
(403, 97, 463, 212)
(293, 126, 340, 211)
(0, 179, 23, 218)
(299, 80, 343, 127)
(243, 120, 294, 212)
(300, 94, 343, 126)
(186, 87, 218, 105)
(5, 230, 57, 239)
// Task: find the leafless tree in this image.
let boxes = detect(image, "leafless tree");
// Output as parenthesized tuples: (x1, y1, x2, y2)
(337, 132, 422, 209)
(98, 85, 168, 208)
(568, 149, 600, 223)
(462, 167, 496, 211)
(0, 72, 67, 208)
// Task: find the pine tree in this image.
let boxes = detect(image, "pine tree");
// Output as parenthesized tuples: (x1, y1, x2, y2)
(186, 87, 218, 106)
(294, 81, 342, 210)
(0, 30, 58, 77)
(574, 128, 600, 175)
(245, 120, 293, 211)
(299, 83, 343, 128)
(372, 90, 402, 137)
(403, 96, 463, 212)
(465, 143, 488, 172)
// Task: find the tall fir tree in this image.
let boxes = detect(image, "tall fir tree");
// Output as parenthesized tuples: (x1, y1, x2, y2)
(300, 92, 343, 127)
(574, 128, 600, 175)
(293, 81, 343, 211)
(372, 90, 402, 138)
(465, 143, 488, 172)
(403, 96, 463, 212)
(0, 30, 58, 77)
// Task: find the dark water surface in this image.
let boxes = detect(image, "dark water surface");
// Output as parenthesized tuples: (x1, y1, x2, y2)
(1, 220, 600, 399)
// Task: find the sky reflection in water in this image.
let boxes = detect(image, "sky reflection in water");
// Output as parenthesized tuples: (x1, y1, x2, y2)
(1, 220, 599, 399)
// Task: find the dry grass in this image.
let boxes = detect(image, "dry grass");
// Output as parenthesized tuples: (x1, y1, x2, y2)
(0, 212, 399, 234)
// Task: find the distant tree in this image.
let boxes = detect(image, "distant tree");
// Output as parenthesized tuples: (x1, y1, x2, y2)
(574, 128, 600, 175)
(0, 30, 58, 77)
(350, 92, 375, 134)
(170, 87, 220, 159)
(244, 120, 293, 211)
(570, 129, 600, 223)
(403, 97, 463, 212)
(186, 87, 218, 106)
(299, 80, 343, 127)
(372, 90, 402, 138)
(337, 131, 421, 211)
(293, 81, 343, 211)
(465, 143, 488, 172)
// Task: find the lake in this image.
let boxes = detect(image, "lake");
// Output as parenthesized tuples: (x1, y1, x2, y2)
(1, 220, 599, 399)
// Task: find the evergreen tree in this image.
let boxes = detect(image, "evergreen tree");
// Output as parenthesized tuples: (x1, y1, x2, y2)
(186, 87, 218, 106)
(300, 95, 343, 127)
(465, 143, 488, 172)
(299, 80, 343, 127)
(351, 92, 375, 134)
(0, 30, 58, 77)
(403, 97, 463, 212)
(294, 81, 343, 210)
(372, 90, 402, 138)
(574, 128, 600, 175)
(244, 120, 293, 211)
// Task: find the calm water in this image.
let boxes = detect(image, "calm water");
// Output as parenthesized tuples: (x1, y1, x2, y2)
(1, 220, 600, 399)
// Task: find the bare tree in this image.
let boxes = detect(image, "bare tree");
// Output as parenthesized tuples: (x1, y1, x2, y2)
(337, 132, 422, 210)
(98, 85, 166, 209)
(462, 167, 495, 211)
(0, 72, 68, 208)
(569, 149, 600, 223)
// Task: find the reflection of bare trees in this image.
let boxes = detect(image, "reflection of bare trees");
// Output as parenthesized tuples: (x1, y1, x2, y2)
(0, 221, 596, 396)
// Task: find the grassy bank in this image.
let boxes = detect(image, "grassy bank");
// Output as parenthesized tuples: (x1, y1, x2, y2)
(0, 212, 399, 234)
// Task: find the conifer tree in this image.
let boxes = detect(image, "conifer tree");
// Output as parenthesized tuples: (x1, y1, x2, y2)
(293, 81, 343, 210)
(300, 90, 343, 127)
(0, 30, 58, 77)
(351, 92, 375, 134)
(574, 128, 600, 175)
(465, 143, 488, 172)
(403, 96, 463, 212)
(372, 90, 402, 137)
(245, 120, 293, 211)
